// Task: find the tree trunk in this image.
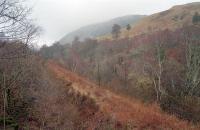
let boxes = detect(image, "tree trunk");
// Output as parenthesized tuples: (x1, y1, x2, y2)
(153, 79, 159, 102)
(3, 72, 6, 130)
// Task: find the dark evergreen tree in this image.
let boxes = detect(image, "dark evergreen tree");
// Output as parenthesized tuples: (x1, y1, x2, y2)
(192, 12, 200, 24)
(112, 24, 121, 39)
(126, 24, 131, 31)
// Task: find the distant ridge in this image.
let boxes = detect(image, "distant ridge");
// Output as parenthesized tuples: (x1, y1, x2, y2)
(120, 2, 200, 38)
(59, 15, 146, 44)
(60, 2, 200, 43)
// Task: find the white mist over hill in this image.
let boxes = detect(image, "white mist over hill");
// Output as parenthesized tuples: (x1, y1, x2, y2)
(29, 0, 200, 46)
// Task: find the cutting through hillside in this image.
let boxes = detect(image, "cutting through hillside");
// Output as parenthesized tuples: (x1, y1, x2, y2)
(1, 1, 200, 130)
(47, 60, 198, 130)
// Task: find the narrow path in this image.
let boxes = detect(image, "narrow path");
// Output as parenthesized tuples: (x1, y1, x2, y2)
(47, 61, 196, 130)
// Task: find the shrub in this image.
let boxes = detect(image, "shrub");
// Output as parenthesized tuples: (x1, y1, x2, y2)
(160, 95, 200, 123)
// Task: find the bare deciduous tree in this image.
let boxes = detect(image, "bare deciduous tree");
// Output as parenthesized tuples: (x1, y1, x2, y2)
(0, 0, 40, 59)
(0, 0, 31, 41)
(144, 33, 167, 102)
(183, 27, 200, 96)
(0, 0, 40, 129)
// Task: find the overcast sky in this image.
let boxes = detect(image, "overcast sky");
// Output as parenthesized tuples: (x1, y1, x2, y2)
(28, 0, 200, 46)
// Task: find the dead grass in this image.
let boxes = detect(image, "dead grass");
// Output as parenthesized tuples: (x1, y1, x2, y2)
(47, 60, 198, 130)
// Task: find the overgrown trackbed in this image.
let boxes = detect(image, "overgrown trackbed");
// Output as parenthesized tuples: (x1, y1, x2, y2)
(47, 61, 196, 130)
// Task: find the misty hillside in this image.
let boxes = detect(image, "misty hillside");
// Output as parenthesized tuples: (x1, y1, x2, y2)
(2, 1, 200, 129)
(60, 15, 145, 44)
(99, 2, 200, 40)
(40, 2, 200, 129)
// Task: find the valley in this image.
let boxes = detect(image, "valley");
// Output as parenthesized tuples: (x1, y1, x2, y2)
(0, 1, 200, 130)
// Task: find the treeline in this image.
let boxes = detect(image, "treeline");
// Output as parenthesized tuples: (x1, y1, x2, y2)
(0, 0, 42, 129)
(40, 24, 200, 122)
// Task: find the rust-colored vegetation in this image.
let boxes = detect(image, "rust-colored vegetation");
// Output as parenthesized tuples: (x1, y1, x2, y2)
(47, 60, 198, 130)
